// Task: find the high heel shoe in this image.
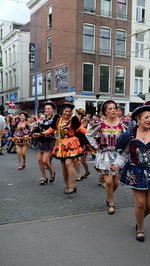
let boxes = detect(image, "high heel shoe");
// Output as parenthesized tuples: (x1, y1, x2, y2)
(82, 171, 90, 179)
(50, 172, 55, 183)
(40, 178, 48, 186)
(64, 187, 77, 194)
(136, 232, 145, 242)
(108, 205, 115, 215)
(76, 176, 83, 181)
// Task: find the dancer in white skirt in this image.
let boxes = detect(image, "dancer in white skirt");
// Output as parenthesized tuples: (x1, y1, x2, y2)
(86, 100, 124, 214)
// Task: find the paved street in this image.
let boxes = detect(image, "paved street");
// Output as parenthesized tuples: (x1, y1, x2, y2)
(0, 148, 134, 225)
(0, 148, 150, 266)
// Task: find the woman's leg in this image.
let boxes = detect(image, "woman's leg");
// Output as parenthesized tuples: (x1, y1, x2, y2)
(103, 174, 114, 204)
(42, 152, 55, 179)
(81, 153, 90, 176)
(21, 145, 27, 166)
(144, 189, 150, 218)
(132, 189, 146, 235)
(73, 158, 82, 181)
(16, 145, 23, 167)
(61, 160, 69, 188)
(37, 151, 47, 179)
(103, 174, 116, 214)
(112, 175, 119, 192)
(65, 159, 75, 192)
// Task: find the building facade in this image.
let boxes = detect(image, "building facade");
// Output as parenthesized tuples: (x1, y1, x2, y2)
(0, 21, 30, 114)
(130, 0, 150, 111)
(27, 0, 132, 114)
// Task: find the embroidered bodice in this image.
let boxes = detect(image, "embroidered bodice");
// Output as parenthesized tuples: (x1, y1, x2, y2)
(14, 122, 30, 137)
(86, 121, 124, 152)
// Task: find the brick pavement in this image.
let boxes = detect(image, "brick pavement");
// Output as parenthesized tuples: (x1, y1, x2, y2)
(0, 148, 134, 225)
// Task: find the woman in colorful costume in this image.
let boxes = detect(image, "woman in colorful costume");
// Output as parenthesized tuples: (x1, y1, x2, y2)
(86, 100, 124, 214)
(33, 102, 86, 194)
(12, 112, 31, 170)
(111, 105, 150, 242)
(32, 101, 56, 185)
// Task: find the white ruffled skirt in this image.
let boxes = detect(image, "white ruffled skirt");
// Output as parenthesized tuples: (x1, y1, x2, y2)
(95, 151, 118, 176)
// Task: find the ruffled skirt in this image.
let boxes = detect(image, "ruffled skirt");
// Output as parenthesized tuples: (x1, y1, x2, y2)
(120, 162, 150, 190)
(12, 136, 31, 146)
(95, 151, 118, 175)
(37, 139, 55, 152)
(52, 136, 83, 159)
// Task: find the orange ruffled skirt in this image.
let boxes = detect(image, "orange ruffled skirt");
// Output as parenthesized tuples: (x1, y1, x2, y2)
(52, 136, 83, 159)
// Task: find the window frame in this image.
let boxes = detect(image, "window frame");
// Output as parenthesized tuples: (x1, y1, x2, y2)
(134, 68, 144, 94)
(116, 0, 128, 20)
(47, 37, 52, 62)
(135, 33, 144, 58)
(116, 29, 126, 57)
(99, 64, 110, 94)
(101, 0, 112, 18)
(83, 23, 95, 54)
(100, 26, 111, 55)
(136, 0, 145, 23)
(46, 70, 51, 95)
(47, 5, 52, 29)
(115, 66, 126, 94)
(84, 0, 96, 14)
(82, 62, 94, 92)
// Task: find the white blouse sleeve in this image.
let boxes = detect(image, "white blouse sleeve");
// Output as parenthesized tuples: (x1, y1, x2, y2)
(86, 124, 100, 150)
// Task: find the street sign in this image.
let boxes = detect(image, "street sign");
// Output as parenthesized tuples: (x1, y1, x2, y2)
(9, 94, 17, 102)
(9, 101, 16, 109)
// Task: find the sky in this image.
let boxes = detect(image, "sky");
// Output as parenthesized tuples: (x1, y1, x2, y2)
(0, 0, 30, 24)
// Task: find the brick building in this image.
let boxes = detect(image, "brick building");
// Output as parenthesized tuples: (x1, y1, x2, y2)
(27, 0, 132, 115)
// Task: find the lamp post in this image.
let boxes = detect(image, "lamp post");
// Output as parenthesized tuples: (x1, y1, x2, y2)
(33, 12, 38, 115)
(95, 94, 100, 115)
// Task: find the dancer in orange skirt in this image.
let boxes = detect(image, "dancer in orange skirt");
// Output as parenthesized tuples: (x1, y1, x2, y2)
(33, 102, 86, 194)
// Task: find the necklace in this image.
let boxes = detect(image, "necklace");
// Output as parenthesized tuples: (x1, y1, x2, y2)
(137, 128, 150, 143)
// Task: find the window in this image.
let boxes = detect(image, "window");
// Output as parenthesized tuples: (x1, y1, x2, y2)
(13, 69, 16, 87)
(84, 0, 96, 13)
(83, 63, 94, 91)
(5, 73, 8, 88)
(136, 0, 145, 22)
(100, 65, 110, 93)
(47, 5, 52, 29)
(135, 33, 144, 58)
(9, 71, 12, 88)
(0, 29, 2, 40)
(134, 69, 143, 94)
(12, 45, 16, 63)
(115, 67, 125, 93)
(83, 24, 95, 53)
(116, 30, 126, 57)
(5, 51, 7, 67)
(100, 27, 111, 55)
(117, 0, 127, 20)
(101, 0, 112, 17)
(46, 71, 51, 95)
(47, 38, 52, 62)
(55, 66, 68, 91)
(8, 48, 11, 65)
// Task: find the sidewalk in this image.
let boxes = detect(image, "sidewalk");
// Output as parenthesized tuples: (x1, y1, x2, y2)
(0, 207, 150, 266)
